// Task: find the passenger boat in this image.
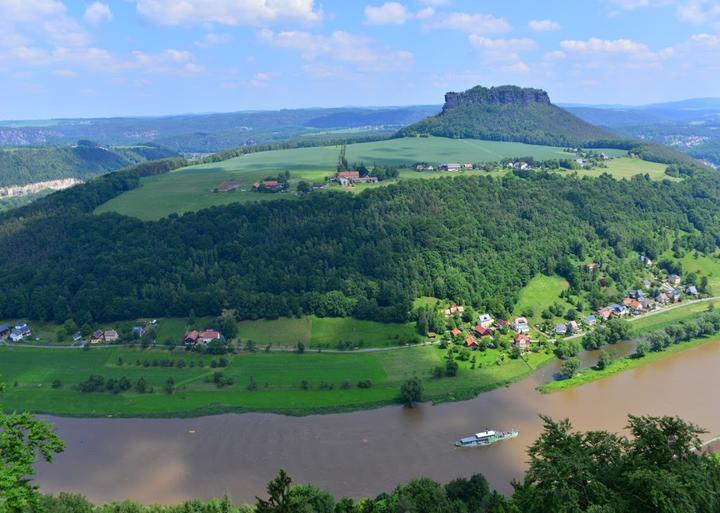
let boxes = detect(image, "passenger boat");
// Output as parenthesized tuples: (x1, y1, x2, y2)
(454, 429, 518, 448)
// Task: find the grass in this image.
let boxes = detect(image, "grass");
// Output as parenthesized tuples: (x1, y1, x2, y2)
(0, 343, 555, 417)
(513, 275, 572, 325)
(674, 252, 720, 294)
(578, 157, 669, 180)
(236, 316, 417, 349)
(539, 335, 719, 393)
(628, 299, 720, 335)
(94, 137, 635, 220)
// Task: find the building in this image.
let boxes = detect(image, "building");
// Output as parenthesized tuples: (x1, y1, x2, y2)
(687, 285, 699, 296)
(567, 320, 579, 333)
(477, 313, 494, 329)
(473, 325, 491, 337)
(0, 323, 9, 339)
(72, 332, 83, 342)
(668, 274, 682, 286)
(450, 328, 462, 338)
(465, 335, 478, 349)
(555, 323, 567, 335)
(184, 330, 200, 345)
(198, 329, 221, 344)
(656, 292, 670, 304)
(104, 330, 119, 343)
(513, 333, 531, 349)
(511, 317, 530, 334)
(132, 326, 145, 337)
(585, 315, 597, 326)
(440, 163, 462, 171)
(252, 180, 284, 192)
(9, 323, 32, 342)
(462, 163, 473, 169)
(336, 171, 378, 186)
(90, 330, 104, 344)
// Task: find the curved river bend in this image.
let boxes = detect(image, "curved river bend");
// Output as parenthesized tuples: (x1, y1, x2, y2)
(35, 341, 720, 504)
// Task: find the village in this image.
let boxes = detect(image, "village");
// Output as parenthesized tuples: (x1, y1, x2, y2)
(432, 255, 706, 360)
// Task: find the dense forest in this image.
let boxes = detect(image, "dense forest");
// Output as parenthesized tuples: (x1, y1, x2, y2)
(12, 414, 720, 512)
(0, 142, 177, 187)
(1, 161, 719, 325)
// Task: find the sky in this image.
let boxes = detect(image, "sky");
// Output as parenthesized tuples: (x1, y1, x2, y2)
(2, 0, 720, 119)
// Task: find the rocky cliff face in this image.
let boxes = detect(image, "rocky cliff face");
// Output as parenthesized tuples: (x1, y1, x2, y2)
(442, 86, 551, 114)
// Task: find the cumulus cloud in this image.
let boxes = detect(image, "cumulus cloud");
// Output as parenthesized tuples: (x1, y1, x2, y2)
(365, 2, 408, 24)
(259, 28, 414, 71)
(528, 19, 561, 31)
(676, 0, 720, 23)
(560, 37, 674, 61)
(0, 0, 66, 23)
(424, 12, 510, 33)
(84, 2, 112, 25)
(195, 32, 232, 48)
(469, 36, 536, 72)
(134, 0, 322, 26)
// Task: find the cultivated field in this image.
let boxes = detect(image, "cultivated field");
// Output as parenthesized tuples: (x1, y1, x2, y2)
(94, 137, 632, 220)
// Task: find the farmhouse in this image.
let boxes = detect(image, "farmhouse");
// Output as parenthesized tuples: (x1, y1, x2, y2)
(465, 335, 478, 348)
(462, 163, 473, 169)
(9, 323, 32, 342)
(440, 163, 461, 171)
(473, 325, 491, 337)
(415, 163, 434, 171)
(450, 328, 462, 338)
(252, 180, 285, 192)
(555, 323, 567, 335)
(104, 329, 119, 343)
(199, 329, 221, 344)
(184, 330, 200, 345)
(91, 330, 104, 344)
(513, 333, 531, 349)
(336, 171, 378, 186)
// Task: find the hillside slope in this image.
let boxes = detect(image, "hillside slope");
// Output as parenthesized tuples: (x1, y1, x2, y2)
(398, 85, 615, 147)
(0, 143, 177, 187)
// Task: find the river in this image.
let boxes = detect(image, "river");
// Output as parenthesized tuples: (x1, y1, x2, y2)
(34, 340, 720, 505)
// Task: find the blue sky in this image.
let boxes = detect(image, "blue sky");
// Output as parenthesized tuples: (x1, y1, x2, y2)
(1, 0, 720, 118)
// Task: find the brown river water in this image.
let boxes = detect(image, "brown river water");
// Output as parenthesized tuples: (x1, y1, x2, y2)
(35, 340, 720, 505)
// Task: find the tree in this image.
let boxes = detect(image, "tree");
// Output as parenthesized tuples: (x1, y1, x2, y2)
(164, 377, 175, 395)
(135, 377, 148, 394)
(445, 356, 459, 377)
(296, 181, 310, 193)
(560, 357, 580, 379)
(0, 412, 65, 512)
(400, 377, 423, 407)
(596, 350, 611, 370)
(296, 342, 305, 354)
(256, 469, 293, 513)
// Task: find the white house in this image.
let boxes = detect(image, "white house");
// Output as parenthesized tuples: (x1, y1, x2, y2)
(477, 313, 494, 329)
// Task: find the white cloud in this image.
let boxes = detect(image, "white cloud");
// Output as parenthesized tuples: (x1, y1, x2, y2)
(690, 32, 720, 45)
(84, 2, 112, 24)
(134, 0, 322, 26)
(676, 1, 720, 23)
(365, 2, 408, 24)
(416, 0, 448, 5)
(43, 17, 91, 46)
(528, 19, 561, 32)
(0, 0, 66, 23)
(425, 12, 510, 33)
(259, 29, 414, 71)
(560, 37, 674, 61)
(469, 36, 536, 72)
(607, 0, 674, 10)
(54, 68, 76, 77)
(415, 6, 435, 19)
(194, 32, 232, 48)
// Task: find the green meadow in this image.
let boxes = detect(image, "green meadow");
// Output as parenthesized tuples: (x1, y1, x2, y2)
(236, 316, 417, 349)
(512, 274, 572, 325)
(94, 137, 635, 220)
(0, 344, 554, 417)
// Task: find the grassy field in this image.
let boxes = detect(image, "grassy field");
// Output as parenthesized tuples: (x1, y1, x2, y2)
(236, 316, 417, 349)
(628, 299, 720, 335)
(95, 145, 341, 220)
(513, 275, 572, 325)
(577, 157, 669, 180)
(94, 137, 632, 220)
(540, 335, 720, 393)
(0, 343, 554, 416)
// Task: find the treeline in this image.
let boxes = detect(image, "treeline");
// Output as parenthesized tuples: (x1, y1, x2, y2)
(2, 170, 720, 324)
(0, 142, 177, 187)
(644, 309, 720, 353)
(33, 414, 720, 513)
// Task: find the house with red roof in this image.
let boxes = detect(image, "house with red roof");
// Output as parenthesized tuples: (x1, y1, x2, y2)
(513, 333, 531, 349)
(184, 330, 199, 345)
(199, 329, 221, 344)
(465, 335, 478, 348)
(473, 325, 491, 337)
(450, 328, 462, 338)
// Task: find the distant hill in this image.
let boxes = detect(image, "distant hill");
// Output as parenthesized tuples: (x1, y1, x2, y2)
(0, 106, 437, 153)
(0, 142, 177, 187)
(397, 85, 615, 147)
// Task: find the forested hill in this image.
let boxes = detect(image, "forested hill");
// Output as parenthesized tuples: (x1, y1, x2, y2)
(0, 142, 178, 187)
(0, 166, 719, 325)
(397, 85, 619, 147)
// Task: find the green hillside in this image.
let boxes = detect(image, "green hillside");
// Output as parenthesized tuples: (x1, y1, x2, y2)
(397, 85, 615, 147)
(0, 142, 178, 187)
(95, 137, 628, 220)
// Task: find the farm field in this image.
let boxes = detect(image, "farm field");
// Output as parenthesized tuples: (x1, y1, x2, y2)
(94, 137, 633, 220)
(236, 316, 417, 349)
(0, 344, 553, 416)
(578, 157, 669, 180)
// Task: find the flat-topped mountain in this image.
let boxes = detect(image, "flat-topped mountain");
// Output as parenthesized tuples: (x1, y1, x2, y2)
(398, 85, 614, 147)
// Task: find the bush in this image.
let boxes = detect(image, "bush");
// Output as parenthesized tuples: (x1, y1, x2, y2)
(357, 380, 372, 389)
